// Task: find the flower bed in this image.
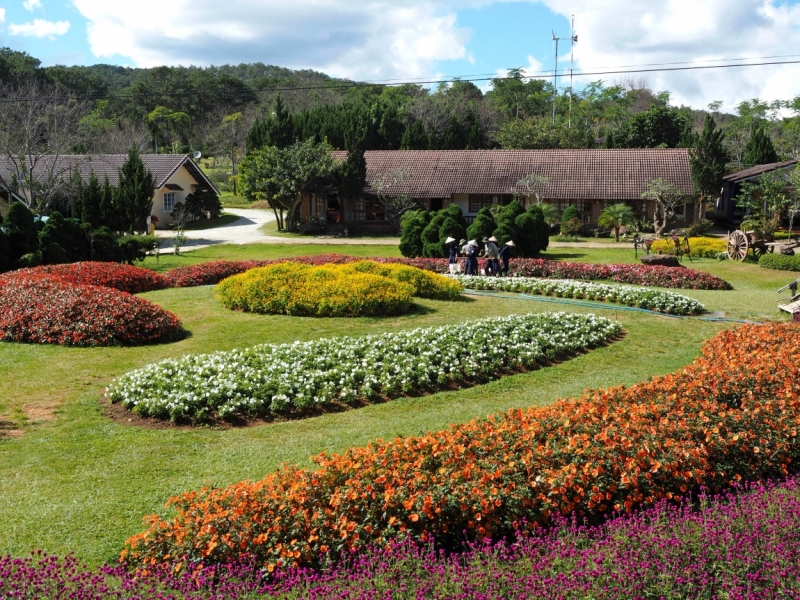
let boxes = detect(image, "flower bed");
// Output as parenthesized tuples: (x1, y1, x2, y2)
(165, 260, 271, 287)
(454, 274, 705, 315)
(4, 262, 171, 294)
(649, 236, 727, 258)
(108, 313, 620, 422)
(217, 262, 418, 317)
(122, 322, 800, 571)
(0, 274, 184, 346)
(8, 479, 800, 598)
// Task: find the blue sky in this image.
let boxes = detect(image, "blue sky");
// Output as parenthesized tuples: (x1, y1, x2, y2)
(1, 0, 800, 110)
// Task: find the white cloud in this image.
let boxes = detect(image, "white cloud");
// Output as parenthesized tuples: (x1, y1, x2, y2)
(23, 0, 43, 11)
(0, 8, 5, 24)
(71, 0, 471, 81)
(541, 0, 800, 109)
(8, 18, 70, 39)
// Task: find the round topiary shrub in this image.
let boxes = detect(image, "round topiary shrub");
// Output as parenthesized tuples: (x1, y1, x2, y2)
(216, 262, 417, 317)
(0, 273, 184, 346)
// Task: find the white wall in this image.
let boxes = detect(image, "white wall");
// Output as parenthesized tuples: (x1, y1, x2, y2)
(150, 166, 199, 228)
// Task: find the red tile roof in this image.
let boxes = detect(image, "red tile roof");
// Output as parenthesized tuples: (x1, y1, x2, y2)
(332, 149, 694, 200)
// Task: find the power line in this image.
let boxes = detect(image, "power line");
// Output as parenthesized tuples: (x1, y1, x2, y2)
(3, 57, 800, 103)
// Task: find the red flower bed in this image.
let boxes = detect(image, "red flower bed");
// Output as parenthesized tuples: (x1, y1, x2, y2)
(0, 273, 184, 346)
(13, 262, 172, 294)
(164, 255, 731, 291)
(123, 322, 799, 571)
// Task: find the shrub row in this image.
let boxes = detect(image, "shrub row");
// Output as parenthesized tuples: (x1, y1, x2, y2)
(454, 274, 705, 315)
(164, 255, 733, 290)
(108, 313, 620, 422)
(649, 236, 727, 258)
(759, 253, 800, 272)
(21, 262, 171, 294)
(217, 262, 417, 318)
(0, 273, 183, 346)
(122, 321, 799, 571)
(10, 479, 800, 598)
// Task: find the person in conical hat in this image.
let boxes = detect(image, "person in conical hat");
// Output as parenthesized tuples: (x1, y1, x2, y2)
(445, 237, 459, 265)
(483, 236, 500, 276)
(488, 236, 499, 243)
(499, 240, 515, 276)
(465, 239, 479, 275)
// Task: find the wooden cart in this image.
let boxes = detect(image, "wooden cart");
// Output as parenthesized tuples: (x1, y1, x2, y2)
(726, 230, 800, 261)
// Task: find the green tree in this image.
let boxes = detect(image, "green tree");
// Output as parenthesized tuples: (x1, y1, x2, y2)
(398, 209, 429, 257)
(487, 68, 549, 120)
(117, 146, 155, 234)
(147, 106, 191, 153)
(514, 205, 549, 256)
(4, 201, 39, 264)
(466, 207, 497, 243)
(182, 189, 223, 220)
(743, 124, 778, 166)
(246, 94, 294, 152)
(496, 118, 593, 149)
(640, 178, 686, 237)
(598, 203, 636, 242)
(99, 175, 118, 232)
(689, 115, 729, 220)
(614, 105, 686, 148)
(420, 212, 446, 257)
(735, 171, 791, 238)
(238, 138, 335, 232)
(0, 219, 11, 272)
(80, 172, 104, 229)
(560, 205, 582, 237)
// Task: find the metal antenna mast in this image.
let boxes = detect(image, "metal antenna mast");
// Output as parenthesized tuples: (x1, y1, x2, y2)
(568, 15, 578, 128)
(551, 29, 570, 125)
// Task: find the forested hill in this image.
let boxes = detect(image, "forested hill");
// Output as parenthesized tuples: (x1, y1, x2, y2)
(1, 46, 798, 168)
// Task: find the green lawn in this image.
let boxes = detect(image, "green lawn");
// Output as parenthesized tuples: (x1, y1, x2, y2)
(0, 244, 793, 566)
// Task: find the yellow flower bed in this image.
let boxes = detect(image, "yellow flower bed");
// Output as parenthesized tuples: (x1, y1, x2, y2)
(217, 261, 462, 317)
(649, 237, 727, 258)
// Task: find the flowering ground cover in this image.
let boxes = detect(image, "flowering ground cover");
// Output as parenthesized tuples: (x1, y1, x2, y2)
(5, 261, 171, 293)
(6, 478, 800, 599)
(161, 254, 732, 290)
(120, 321, 800, 572)
(453, 274, 705, 315)
(216, 261, 462, 318)
(108, 312, 620, 422)
(649, 236, 727, 258)
(0, 273, 184, 346)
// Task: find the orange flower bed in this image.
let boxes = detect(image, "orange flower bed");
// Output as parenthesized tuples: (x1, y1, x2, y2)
(123, 322, 800, 572)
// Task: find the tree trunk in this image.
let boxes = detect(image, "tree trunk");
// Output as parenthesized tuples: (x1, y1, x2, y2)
(654, 205, 666, 238)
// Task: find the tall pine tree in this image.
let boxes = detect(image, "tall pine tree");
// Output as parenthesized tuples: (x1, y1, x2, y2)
(81, 172, 104, 229)
(743, 124, 778, 166)
(246, 94, 295, 152)
(117, 146, 155, 234)
(689, 115, 729, 211)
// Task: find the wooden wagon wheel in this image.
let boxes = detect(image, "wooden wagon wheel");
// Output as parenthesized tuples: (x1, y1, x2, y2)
(727, 230, 749, 261)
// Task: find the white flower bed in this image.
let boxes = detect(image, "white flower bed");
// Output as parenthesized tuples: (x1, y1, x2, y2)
(452, 275, 705, 315)
(108, 313, 622, 422)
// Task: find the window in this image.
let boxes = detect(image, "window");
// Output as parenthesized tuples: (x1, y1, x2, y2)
(353, 198, 385, 221)
(163, 193, 176, 213)
(468, 194, 495, 213)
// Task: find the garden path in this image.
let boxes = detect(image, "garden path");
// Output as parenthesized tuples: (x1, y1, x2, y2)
(155, 208, 400, 252)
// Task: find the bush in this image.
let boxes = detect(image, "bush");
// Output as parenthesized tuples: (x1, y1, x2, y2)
(118, 235, 160, 264)
(688, 218, 713, 237)
(759, 253, 800, 271)
(466, 207, 496, 243)
(344, 261, 462, 300)
(26, 262, 171, 293)
(123, 322, 800, 571)
(0, 273, 183, 346)
(649, 236, 726, 258)
(560, 206, 582, 236)
(216, 262, 415, 317)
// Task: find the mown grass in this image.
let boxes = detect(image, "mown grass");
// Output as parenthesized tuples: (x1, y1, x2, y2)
(0, 244, 792, 566)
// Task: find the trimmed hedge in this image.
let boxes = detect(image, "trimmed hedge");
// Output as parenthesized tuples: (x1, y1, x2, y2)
(123, 322, 800, 571)
(759, 253, 800, 272)
(217, 262, 417, 317)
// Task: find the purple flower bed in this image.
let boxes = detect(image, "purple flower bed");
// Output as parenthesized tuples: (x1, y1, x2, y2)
(4, 478, 800, 598)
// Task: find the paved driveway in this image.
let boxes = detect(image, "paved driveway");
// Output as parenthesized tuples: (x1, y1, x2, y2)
(155, 208, 399, 252)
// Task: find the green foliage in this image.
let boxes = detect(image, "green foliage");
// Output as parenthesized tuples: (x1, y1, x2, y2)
(466, 207, 497, 242)
(335, 143, 367, 200)
(614, 105, 686, 148)
(5, 202, 39, 264)
(116, 146, 155, 234)
(37, 211, 89, 264)
(246, 94, 295, 152)
(80, 173, 104, 229)
(641, 178, 687, 237)
(743, 124, 779, 165)
(758, 253, 800, 272)
(420, 212, 446, 257)
(513, 205, 549, 256)
(496, 117, 594, 149)
(690, 115, 729, 201)
(118, 235, 160, 264)
(442, 203, 468, 229)
(181, 190, 223, 220)
(0, 222, 11, 273)
(598, 203, 636, 242)
(560, 205, 582, 231)
(437, 217, 467, 257)
(399, 210, 429, 258)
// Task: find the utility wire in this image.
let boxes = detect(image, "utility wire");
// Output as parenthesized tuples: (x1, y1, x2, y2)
(3, 57, 800, 103)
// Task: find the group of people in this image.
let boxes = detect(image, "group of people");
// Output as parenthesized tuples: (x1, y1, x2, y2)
(446, 236, 515, 276)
